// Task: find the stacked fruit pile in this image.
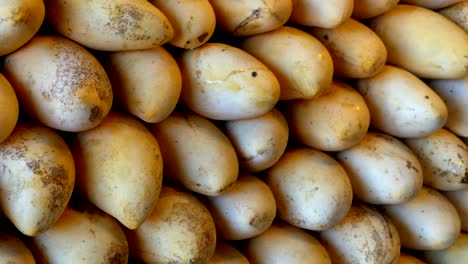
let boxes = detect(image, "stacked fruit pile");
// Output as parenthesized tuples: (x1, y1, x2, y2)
(0, 0, 467, 263)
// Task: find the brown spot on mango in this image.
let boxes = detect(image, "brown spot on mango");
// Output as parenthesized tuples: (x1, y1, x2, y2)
(52, 38, 112, 109)
(197, 32, 209, 43)
(8, 7, 31, 25)
(41, 165, 67, 186)
(104, 242, 129, 264)
(89, 106, 101, 122)
(406, 160, 419, 173)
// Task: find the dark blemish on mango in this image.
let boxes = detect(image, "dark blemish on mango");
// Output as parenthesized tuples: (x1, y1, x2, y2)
(383, 216, 394, 241)
(182, 114, 200, 130)
(437, 170, 450, 178)
(0, 142, 28, 160)
(197, 32, 209, 43)
(8, 7, 31, 25)
(249, 216, 260, 226)
(241, 155, 255, 162)
(104, 242, 128, 264)
(52, 38, 112, 110)
(233, 8, 263, 34)
(251, 71, 257, 77)
(125, 6, 143, 21)
(217, 181, 235, 194)
(256, 149, 266, 155)
(41, 166, 68, 186)
(323, 35, 329, 40)
(39, 165, 71, 218)
(89, 106, 101, 123)
(106, 4, 145, 39)
(27, 160, 40, 172)
(248, 214, 271, 228)
(461, 170, 468, 184)
(41, 91, 51, 101)
(195, 70, 202, 78)
(460, 177, 468, 184)
(406, 161, 419, 173)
